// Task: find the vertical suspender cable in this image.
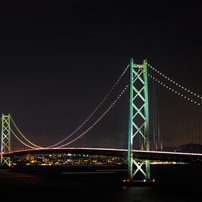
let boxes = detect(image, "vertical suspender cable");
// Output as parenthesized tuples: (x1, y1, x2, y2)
(178, 92, 180, 149)
(159, 82, 161, 150)
(187, 99, 189, 144)
(161, 83, 164, 150)
(199, 108, 200, 145)
(152, 69, 155, 151)
(182, 94, 185, 146)
(200, 107, 201, 145)
(193, 103, 195, 144)
(196, 104, 198, 145)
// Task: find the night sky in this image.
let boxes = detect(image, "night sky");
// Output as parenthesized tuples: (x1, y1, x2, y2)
(0, 1, 202, 149)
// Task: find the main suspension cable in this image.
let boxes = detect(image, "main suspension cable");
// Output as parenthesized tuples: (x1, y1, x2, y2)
(58, 85, 129, 147)
(144, 70, 202, 107)
(57, 68, 142, 147)
(48, 65, 129, 147)
(10, 116, 42, 148)
(148, 63, 202, 100)
(10, 128, 38, 149)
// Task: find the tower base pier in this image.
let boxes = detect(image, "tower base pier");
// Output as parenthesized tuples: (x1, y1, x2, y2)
(122, 179, 156, 187)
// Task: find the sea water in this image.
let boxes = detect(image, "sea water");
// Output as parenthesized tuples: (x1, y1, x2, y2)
(0, 164, 201, 202)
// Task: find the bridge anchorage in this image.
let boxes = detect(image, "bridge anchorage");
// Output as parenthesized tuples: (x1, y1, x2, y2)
(127, 58, 151, 184)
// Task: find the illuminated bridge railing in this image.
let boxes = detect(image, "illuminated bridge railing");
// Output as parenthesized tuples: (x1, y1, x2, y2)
(1, 147, 202, 164)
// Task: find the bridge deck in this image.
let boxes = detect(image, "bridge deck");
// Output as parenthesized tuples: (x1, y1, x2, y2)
(1, 147, 202, 163)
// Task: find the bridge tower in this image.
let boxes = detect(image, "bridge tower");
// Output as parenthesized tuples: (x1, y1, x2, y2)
(0, 113, 11, 167)
(128, 58, 150, 182)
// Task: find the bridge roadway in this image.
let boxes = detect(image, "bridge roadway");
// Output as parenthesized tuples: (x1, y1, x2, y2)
(1, 147, 202, 163)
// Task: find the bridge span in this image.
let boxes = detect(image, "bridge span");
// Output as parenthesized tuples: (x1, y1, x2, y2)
(1, 147, 202, 164)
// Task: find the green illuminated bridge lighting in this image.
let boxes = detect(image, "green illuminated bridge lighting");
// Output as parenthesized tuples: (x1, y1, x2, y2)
(1, 58, 202, 183)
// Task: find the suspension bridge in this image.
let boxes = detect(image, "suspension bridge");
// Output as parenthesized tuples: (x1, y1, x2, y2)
(1, 58, 202, 183)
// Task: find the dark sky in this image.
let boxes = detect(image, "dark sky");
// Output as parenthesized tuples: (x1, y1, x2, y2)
(0, 1, 202, 149)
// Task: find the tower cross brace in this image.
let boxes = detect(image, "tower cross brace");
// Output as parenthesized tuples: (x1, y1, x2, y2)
(128, 58, 150, 182)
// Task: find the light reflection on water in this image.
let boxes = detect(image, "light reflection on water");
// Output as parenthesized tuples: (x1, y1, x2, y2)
(0, 164, 201, 202)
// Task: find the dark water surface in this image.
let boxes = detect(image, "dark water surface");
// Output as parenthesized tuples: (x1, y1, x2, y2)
(0, 164, 201, 202)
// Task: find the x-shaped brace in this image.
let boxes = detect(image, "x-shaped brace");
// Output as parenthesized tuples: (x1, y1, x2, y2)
(132, 160, 146, 178)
